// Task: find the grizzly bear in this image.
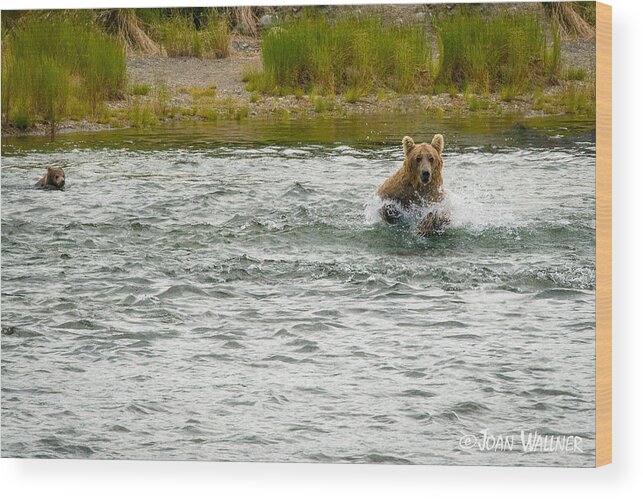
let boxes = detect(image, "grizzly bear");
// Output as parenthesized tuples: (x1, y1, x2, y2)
(377, 134, 448, 236)
(35, 167, 65, 190)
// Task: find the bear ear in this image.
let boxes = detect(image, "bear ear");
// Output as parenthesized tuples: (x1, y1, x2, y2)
(402, 136, 415, 158)
(431, 134, 444, 154)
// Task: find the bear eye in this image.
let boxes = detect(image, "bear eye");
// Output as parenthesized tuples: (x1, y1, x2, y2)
(429, 157, 434, 163)
(416, 156, 422, 163)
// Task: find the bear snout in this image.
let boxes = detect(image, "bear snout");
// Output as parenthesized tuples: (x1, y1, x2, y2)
(421, 170, 430, 183)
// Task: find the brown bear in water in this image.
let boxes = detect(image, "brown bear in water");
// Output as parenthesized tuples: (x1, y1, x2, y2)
(377, 134, 449, 236)
(35, 167, 65, 190)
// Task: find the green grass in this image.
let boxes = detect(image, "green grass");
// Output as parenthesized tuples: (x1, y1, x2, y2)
(181, 85, 217, 98)
(1, 13, 126, 133)
(253, 13, 434, 95)
(241, 64, 258, 83)
(499, 85, 519, 102)
(233, 106, 249, 121)
(194, 106, 218, 121)
(313, 96, 334, 113)
(126, 96, 156, 128)
(201, 12, 230, 59)
(467, 94, 492, 111)
(436, 9, 560, 93)
(528, 83, 595, 117)
(345, 87, 363, 103)
(12, 113, 33, 130)
(547, 25, 561, 77)
(130, 83, 152, 95)
(576, 2, 597, 26)
(154, 81, 170, 116)
(562, 83, 595, 116)
(151, 14, 202, 57)
(532, 87, 545, 111)
(150, 10, 229, 58)
(425, 104, 445, 120)
(565, 68, 588, 81)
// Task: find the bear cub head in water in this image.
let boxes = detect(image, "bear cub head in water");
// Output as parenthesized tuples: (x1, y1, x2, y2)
(35, 167, 65, 190)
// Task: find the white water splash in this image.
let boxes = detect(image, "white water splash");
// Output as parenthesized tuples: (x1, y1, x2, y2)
(446, 189, 519, 232)
(363, 189, 517, 234)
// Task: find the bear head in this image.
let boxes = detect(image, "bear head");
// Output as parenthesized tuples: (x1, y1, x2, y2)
(402, 134, 444, 191)
(47, 167, 65, 189)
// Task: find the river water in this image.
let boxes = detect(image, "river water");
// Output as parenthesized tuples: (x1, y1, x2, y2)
(1, 115, 596, 466)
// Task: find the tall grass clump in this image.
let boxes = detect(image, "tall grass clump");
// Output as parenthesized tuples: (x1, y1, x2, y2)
(201, 11, 230, 59)
(562, 82, 595, 116)
(150, 13, 202, 57)
(32, 59, 71, 137)
(546, 25, 562, 79)
(130, 82, 152, 96)
(1, 14, 126, 133)
(257, 14, 433, 95)
(82, 33, 128, 112)
(436, 10, 560, 93)
(565, 67, 588, 81)
(150, 10, 230, 58)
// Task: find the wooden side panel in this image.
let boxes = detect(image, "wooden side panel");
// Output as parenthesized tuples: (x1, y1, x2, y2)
(595, 1, 612, 468)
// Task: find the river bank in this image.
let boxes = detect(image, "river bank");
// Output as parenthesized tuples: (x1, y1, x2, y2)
(1, 5, 597, 138)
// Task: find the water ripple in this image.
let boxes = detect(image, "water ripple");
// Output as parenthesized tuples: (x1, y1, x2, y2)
(1, 118, 596, 466)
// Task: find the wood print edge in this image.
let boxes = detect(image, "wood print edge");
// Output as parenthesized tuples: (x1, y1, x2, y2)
(595, 1, 612, 468)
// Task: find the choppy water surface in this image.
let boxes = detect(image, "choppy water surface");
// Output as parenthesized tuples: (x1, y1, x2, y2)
(1, 115, 596, 465)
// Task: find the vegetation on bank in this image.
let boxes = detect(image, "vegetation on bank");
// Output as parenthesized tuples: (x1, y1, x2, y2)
(435, 10, 560, 93)
(246, 9, 564, 100)
(245, 13, 433, 95)
(1, 8, 234, 135)
(2, 14, 126, 136)
(1, 4, 597, 135)
(149, 10, 230, 58)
